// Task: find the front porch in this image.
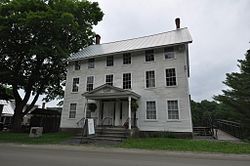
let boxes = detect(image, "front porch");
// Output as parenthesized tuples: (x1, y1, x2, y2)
(82, 84, 140, 130)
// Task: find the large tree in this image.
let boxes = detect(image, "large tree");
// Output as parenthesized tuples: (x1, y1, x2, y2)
(214, 49, 250, 126)
(0, 0, 103, 131)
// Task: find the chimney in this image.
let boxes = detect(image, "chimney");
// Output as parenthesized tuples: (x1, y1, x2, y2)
(175, 18, 180, 29)
(42, 102, 46, 109)
(95, 34, 101, 44)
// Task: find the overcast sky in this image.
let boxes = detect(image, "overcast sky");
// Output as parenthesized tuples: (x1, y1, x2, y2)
(41, 0, 250, 107)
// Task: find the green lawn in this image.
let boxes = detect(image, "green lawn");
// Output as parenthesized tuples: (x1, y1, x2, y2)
(0, 132, 74, 144)
(120, 138, 250, 154)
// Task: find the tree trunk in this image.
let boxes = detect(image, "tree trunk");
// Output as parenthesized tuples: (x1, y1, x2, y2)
(12, 105, 24, 132)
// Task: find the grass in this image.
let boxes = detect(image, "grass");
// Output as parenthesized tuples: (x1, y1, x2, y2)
(120, 138, 250, 154)
(0, 132, 74, 144)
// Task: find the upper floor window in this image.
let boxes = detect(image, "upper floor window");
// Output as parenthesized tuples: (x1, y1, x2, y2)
(167, 100, 179, 120)
(145, 50, 154, 62)
(72, 78, 79, 92)
(86, 76, 94, 91)
(88, 58, 95, 69)
(123, 53, 131, 64)
(69, 103, 77, 118)
(164, 47, 175, 59)
(106, 56, 114, 66)
(146, 71, 155, 88)
(74, 61, 80, 70)
(146, 101, 156, 120)
(166, 68, 176, 86)
(106, 74, 113, 86)
(123, 73, 131, 89)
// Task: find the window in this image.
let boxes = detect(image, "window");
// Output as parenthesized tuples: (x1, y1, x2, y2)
(72, 78, 79, 92)
(123, 53, 131, 64)
(106, 56, 113, 66)
(69, 103, 77, 118)
(106, 74, 113, 86)
(164, 47, 175, 59)
(86, 76, 94, 91)
(74, 61, 80, 70)
(166, 68, 177, 86)
(167, 100, 179, 120)
(123, 73, 131, 89)
(146, 101, 156, 120)
(146, 71, 155, 88)
(145, 50, 154, 62)
(88, 58, 95, 68)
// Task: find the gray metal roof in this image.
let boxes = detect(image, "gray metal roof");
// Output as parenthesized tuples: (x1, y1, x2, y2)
(69, 27, 192, 61)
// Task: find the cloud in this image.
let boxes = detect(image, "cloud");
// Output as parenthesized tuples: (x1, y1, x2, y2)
(29, 0, 250, 107)
(92, 0, 250, 102)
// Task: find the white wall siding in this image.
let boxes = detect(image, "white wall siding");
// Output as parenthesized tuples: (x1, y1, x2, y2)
(60, 45, 192, 133)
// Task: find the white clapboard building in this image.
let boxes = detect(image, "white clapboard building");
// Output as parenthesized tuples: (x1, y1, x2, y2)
(60, 18, 193, 137)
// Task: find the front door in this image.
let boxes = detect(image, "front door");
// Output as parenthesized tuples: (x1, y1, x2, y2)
(103, 101, 115, 126)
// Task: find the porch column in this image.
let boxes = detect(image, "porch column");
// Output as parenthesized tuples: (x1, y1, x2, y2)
(128, 96, 131, 130)
(85, 99, 88, 119)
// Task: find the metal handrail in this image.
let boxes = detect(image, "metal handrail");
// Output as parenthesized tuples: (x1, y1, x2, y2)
(101, 116, 113, 126)
(76, 117, 85, 128)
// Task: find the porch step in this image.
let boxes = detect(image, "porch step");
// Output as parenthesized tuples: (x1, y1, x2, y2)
(91, 136, 124, 142)
(96, 134, 127, 139)
(76, 126, 129, 143)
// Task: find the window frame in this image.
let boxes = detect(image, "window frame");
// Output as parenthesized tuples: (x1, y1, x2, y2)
(72, 77, 79, 93)
(165, 68, 177, 87)
(166, 99, 180, 120)
(88, 58, 95, 69)
(145, 101, 157, 120)
(105, 74, 114, 86)
(74, 61, 80, 70)
(69, 103, 77, 119)
(145, 70, 155, 88)
(145, 49, 154, 62)
(123, 53, 132, 65)
(122, 73, 132, 89)
(106, 55, 114, 66)
(86, 76, 94, 92)
(164, 47, 175, 60)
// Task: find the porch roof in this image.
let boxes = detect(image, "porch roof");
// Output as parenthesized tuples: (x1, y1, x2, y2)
(82, 84, 140, 100)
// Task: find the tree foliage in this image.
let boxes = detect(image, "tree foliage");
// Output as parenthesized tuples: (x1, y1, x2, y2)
(191, 100, 242, 127)
(0, 0, 103, 131)
(214, 49, 250, 126)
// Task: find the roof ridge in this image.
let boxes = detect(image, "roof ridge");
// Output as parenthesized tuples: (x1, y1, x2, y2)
(90, 27, 188, 46)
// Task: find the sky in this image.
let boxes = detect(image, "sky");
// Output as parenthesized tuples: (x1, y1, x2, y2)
(38, 0, 250, 107)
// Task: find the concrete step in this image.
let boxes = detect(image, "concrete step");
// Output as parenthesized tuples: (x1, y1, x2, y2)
(96, 127, 127, 131)
(91, 136, 123, 142)
(96, 134, 128, 139)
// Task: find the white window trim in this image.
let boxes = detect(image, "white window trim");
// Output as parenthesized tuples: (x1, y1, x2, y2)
(165, 67, 178, 87)
(144, 70, 156, 89)
(104, 74, 114, 86)
(122, 72, 132, 90)
(86, 75, 95, 92)
(163, 47, 176, 60)
(74, 61, 81, 71)
(122, 53, 132, 65)
(145, 100, 158, 121)
(71, 77, 80, 93)
(166, 98, 181, 121)
(144, 49, 155, 63)
(69, 103, 77, 119)
(106, 55, 114, 67)
(87, 58, 95, 69)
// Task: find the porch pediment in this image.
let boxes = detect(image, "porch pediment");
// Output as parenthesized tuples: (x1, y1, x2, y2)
(82, 84, 140, 100)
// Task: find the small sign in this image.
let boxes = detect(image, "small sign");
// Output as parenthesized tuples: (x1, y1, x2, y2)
(87, 119, 95, 135)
